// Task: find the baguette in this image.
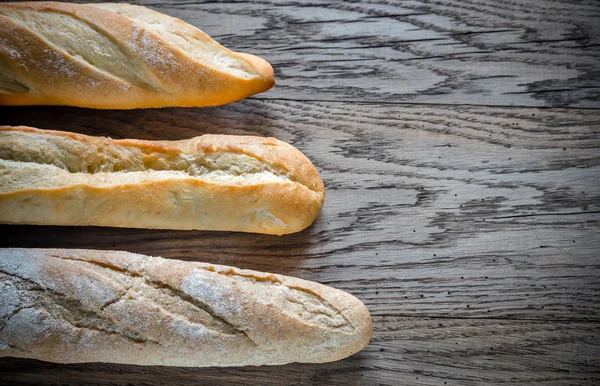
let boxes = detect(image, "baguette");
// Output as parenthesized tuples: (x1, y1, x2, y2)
(0, 2, 274, 109)
(0, 126, 324, 235)
(0, 248, 372, 366)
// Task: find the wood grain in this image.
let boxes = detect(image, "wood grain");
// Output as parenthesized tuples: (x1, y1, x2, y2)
(1, 0, 600, 384)
(1, 317, 598, 386)
(114, 0, 600, 108)
(1, 100, 599, 384)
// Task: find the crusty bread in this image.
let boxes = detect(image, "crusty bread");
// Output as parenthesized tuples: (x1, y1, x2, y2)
(0, 126, 324, 235)
(0, 2, 274, 109)
(0, 248, 372, 366)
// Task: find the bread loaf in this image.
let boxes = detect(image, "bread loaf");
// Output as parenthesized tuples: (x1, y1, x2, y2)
(0, 2, 274, 109)
(0, 248, 372, 366)
(0, 126, 324, 235)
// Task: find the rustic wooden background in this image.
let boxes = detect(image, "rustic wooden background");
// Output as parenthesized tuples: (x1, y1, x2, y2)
(1, 0, 599, 385)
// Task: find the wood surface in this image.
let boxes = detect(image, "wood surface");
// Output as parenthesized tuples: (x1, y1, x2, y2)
(136, 0, 600, 108)
(1, 0, 599, 385)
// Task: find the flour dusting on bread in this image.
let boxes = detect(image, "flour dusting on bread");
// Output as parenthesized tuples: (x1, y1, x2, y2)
(0, 249, 372, 366)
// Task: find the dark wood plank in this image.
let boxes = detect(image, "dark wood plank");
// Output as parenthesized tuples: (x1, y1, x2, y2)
(96, 0, 600, 108)
(1, 100, 599, 324)
(1, 317, 599, 385)
(2, 100, 599, 384)
(2, 1, 600, 383)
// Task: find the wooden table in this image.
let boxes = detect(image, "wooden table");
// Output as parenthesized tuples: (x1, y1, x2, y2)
(1, 0, 599, 384)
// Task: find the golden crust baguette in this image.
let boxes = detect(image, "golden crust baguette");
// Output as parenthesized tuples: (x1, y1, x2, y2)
(0, 126, 324, 235)
(0, 2, 274, 109)
(0, 248, 372, 366)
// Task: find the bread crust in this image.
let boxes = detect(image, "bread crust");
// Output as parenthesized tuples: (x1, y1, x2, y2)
(0, 126, 324, 235)
(0, 248, 372, 366)
(0, 2, 275, 109)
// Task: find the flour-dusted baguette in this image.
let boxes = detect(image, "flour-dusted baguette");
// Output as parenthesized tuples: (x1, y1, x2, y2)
(0, 248, 372, 366)
(0, 2, 274, 109)
(0, 126, 324, 235)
